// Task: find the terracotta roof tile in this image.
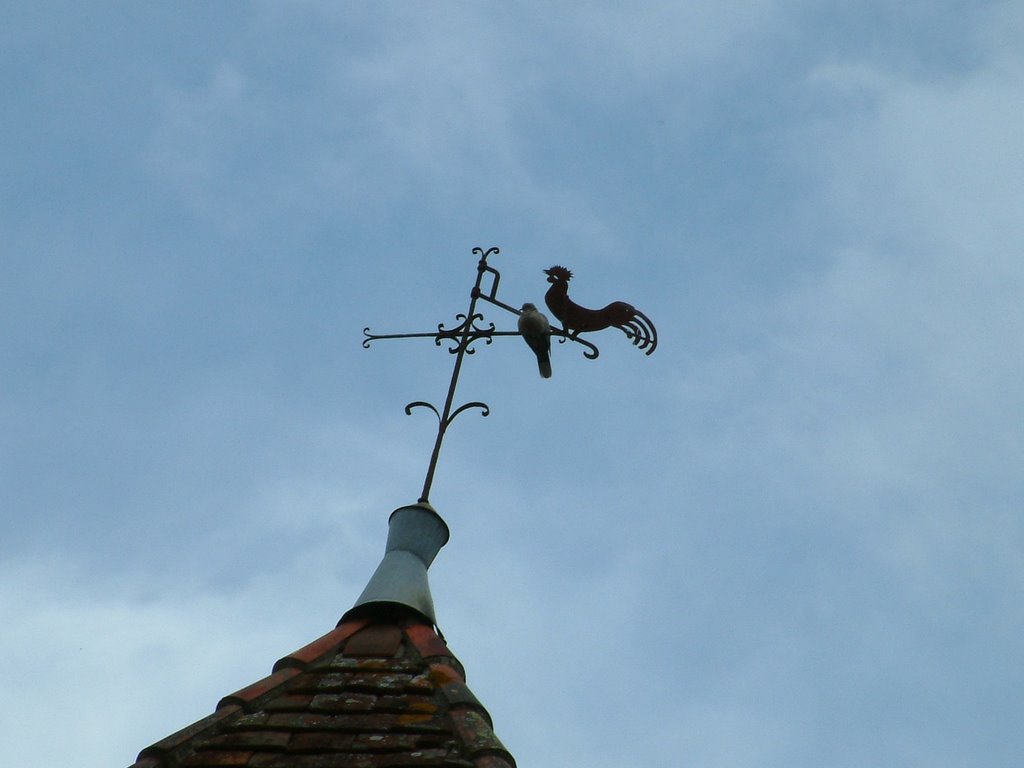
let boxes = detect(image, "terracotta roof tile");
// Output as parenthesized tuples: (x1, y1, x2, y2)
(182, 752, 254, 767)
(140, 705, 243, 760)
(473, 755, 517, 768)
(219, 668, 302, 711)
(342, 624, 404, 657)
(272, 620, 370, 673)
(403, 624, 453, 661)
(128, 614, 515, 768)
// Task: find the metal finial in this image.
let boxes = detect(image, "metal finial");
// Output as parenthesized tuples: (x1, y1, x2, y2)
(341, 501, 450, 625)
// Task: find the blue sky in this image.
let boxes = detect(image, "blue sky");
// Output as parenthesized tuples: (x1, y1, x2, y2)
(2, 3, 1023, 766)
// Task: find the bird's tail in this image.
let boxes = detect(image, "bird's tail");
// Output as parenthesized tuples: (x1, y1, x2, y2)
(623, 309, 658, 355)
(538, 353, 552, 379)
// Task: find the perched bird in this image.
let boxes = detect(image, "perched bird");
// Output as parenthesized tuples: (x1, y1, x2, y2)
(518, 302, 552, 378)
(543, 265, 657, 354)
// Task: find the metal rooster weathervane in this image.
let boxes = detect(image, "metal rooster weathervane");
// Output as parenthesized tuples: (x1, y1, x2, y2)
(362, 246, 657, 504)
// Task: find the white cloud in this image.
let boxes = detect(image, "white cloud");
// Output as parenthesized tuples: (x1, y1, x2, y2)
(0, 550, 363, 768)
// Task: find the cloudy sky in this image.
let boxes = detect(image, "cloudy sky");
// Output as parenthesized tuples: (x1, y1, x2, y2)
(3, 3, 1023, 766)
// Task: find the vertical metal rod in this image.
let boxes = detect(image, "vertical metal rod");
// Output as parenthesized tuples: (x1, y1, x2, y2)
(418, 252, 492, 503)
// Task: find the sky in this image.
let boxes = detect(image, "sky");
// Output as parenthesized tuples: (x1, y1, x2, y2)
(2, 2, 1023, 766)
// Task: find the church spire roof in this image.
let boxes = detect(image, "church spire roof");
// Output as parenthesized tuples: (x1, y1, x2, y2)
(127, 504, 515, 768)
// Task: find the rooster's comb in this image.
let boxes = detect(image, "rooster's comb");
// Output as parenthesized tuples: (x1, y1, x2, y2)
(544, 265, 573, 281)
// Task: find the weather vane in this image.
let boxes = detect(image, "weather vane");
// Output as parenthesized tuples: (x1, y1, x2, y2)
(363, 246, 657, 503)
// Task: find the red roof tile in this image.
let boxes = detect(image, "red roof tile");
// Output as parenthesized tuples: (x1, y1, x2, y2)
(128, 613, 515, 768)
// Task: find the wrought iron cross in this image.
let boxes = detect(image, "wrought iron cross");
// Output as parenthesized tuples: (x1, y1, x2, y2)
(362, 246, 606, 504)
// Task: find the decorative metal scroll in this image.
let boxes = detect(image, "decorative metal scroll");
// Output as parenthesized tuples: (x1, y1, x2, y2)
(362, 246, 600, 503)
